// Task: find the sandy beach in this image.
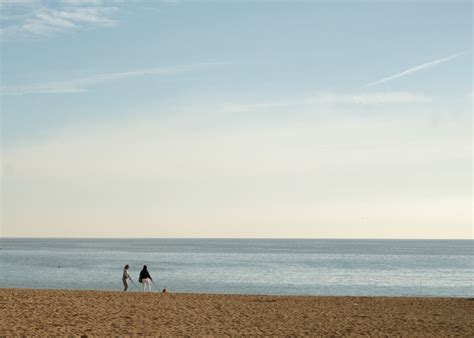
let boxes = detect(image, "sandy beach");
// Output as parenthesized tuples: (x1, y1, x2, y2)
(1, 289, 473, 336)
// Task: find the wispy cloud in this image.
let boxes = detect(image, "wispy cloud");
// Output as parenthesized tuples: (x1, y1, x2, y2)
(364, 53, 464, 88)
(222, 102, 291, 113)
(0, 0, 34, 4)
(306, 91, 432, 105)
(222, 91, 431, 114)
(0, 63, 224, 95)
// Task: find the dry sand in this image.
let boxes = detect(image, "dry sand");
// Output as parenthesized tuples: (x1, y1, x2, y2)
(1, 288, 473, 336)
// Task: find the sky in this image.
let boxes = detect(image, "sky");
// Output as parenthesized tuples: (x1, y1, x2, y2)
(0, 0, 472, 238)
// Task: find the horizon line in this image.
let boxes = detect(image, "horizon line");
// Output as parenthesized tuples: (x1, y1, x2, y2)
(1, 237, 471, 240)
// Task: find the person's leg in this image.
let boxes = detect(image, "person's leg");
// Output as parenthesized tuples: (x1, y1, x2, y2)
(142, 281, 146, 292)
(123, 279, 128, 291)
(145, 279, 151, 292)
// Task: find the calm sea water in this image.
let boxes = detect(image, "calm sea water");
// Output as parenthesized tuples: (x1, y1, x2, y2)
(0, 239, 472, 297)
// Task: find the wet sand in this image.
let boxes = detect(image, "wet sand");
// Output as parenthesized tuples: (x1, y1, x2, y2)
(1, 288, 473, 336)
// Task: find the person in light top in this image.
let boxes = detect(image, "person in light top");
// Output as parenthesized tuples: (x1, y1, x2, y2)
(122, 264, 131, 291)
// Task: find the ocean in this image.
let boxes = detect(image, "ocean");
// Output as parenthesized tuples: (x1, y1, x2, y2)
(1, 238, 472, 297)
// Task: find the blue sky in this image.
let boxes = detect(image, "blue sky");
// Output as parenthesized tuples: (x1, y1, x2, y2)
(1, 0, 472, 238)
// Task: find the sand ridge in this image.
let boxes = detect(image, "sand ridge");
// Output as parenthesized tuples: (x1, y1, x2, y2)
(1, 288, 473, 336)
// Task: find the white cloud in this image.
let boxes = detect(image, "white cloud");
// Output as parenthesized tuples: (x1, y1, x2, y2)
(58, 0, 104, 4)
(1, 1, 118, 37)
(305, 91, 432, 105)
(364, 53, 465, 87)
(35, 10, 78, 29)
(221, 92, 432, 115)
(222, 102, 291, 113)
(4, 110, 469, 181)
(21, 7, 117, 35)
(0, 63, 224, 95)
(0, 0, 34, 4)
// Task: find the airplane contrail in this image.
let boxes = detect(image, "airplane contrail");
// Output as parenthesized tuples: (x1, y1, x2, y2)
(0, 62, 226, 95)
(364, 52, 464, 88)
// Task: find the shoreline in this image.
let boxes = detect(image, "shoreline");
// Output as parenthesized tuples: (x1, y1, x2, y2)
(1, 288, 473, 336)
(1, 286, 473, 299)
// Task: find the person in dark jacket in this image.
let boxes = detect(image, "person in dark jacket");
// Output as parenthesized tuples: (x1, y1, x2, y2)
(139, 265, 153, 292)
